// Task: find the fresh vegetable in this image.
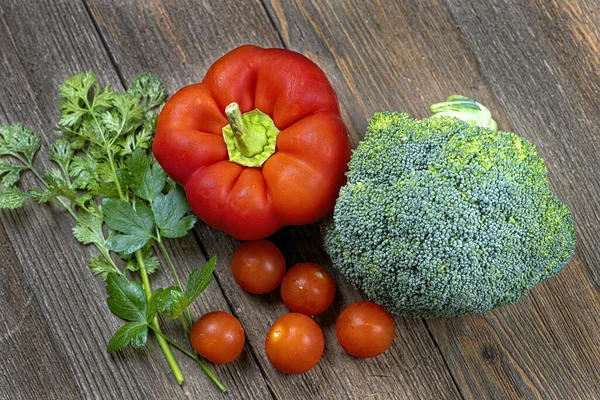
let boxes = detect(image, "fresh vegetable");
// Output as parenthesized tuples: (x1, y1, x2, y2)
(153, 45, 351, 240)
(190, 311, 245, 364)
(230, 240, 286, 294)
(336, 302, 395, 358)
(323, 95, 576, 318)
(0, 72, 225, 390)
(265, 313, 324, 374)
(280, 263, 336, 315)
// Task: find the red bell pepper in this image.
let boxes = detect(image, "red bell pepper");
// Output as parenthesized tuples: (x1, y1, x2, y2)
(153, 45, 351, 240)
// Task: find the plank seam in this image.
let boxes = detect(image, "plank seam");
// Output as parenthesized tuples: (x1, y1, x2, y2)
(80, 0, 127, 88)
(190, 229, 279, 400)
(424, 322, 466, 399)
(258, 0, 287, 48)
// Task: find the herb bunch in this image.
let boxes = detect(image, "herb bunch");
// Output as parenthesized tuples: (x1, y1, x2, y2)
(0, 71, 225, 390)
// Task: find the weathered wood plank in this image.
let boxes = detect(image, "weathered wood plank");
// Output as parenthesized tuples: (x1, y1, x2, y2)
(0, 229, 78, 400)
(0, 0, 270, 398)
(429, 0, 600, 398)
(84, 0, 463, 398)
(262, 0, 600, 398)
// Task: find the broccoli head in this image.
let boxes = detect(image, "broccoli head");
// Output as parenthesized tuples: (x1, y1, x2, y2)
(323, 97, 575, 318)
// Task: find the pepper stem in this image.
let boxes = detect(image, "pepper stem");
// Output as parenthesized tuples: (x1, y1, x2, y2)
(225, 103, 251, 157)
(222, 102, 281, 168)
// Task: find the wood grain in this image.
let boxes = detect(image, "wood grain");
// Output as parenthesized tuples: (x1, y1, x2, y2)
(84, 0, 462, 398)
(429, 0, 600, 397)
(2, 0, 600, 398)
(0, 0, 270, 398)
(261, 0, 600, 399)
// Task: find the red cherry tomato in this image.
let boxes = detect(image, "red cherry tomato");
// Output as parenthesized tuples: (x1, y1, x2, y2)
(230, 240, 286, 294)
(336, 302, 395, 358)
(190, 311, 245, 364)
(265, 313, 324, 374)
(280, 263, 336, 315)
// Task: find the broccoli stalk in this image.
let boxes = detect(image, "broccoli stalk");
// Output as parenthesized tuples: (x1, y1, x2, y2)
(323, 96, 575, 318)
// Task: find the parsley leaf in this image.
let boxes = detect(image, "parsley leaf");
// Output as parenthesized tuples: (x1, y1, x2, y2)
(155, 257, 216, 319)
(152, 186, 196, 238)
(107, 321, 148, 353)
(126, 149, 166, 202)
(103, 199, 154, 254)
(186, 256, 216, 301)
(49, 137, 74, 174)
(128, 73, 167, 111)
(0, 124, 41, 165)
(154, 286, 187, 319)
(106, 274, 147, 322)
(88, 255, 117, 280)
(73, 211, 105, 246)
(0, 187, 31, 209)
(124, 244, 159, 275)
(0, 161, 26, 187)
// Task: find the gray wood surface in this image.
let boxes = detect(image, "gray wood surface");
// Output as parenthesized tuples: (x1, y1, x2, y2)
(1, 0, 599, 399)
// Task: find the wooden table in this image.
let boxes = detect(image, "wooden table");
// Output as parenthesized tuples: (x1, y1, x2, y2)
(1, 1, 599, 399)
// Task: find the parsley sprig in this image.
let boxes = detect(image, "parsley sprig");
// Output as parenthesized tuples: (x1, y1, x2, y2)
(0, 71, 225, 391)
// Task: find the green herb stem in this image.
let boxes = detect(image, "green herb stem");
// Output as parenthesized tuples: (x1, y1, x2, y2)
(149, 326, 227, 393)
(106, 149, 125, 200)
(135, 249, 184, 385)
(96, 244, 122, 275)
(28, 164, 78, 220)
(156, 236, 193, 327)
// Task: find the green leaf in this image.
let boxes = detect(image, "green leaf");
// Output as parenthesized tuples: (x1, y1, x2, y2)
(28, 187, 49, 204)
(0, 187, 31, 209)
(103, 199, 154, 236)
(107, 234, 150, 255)
(58, 71, 115, 131)
(102, 93, 144, 140)
(107, 321, 148, 352)
(128, 73, 167, 111)
(154, 286, 188, 319)
(58, 71, 97, 129)
(73, 211, 105, 246)
(155, 258, 216, 319)
(106, 274, 147, 322)
(70, 155, 99, 190)
(152, 185, 197, 238)
(88, 255, 116, 281)
(49, 137, 74, 172)
(0, 124, 41, 164)
(126, 150, 166, 202)
(125, 244, 159, 275)
(42, 169, 77, 203)
(186, 256, 216, 301)
(124, 149, 166, 202)
(118, 126, 154, 156)
(0, 161, 26, 187)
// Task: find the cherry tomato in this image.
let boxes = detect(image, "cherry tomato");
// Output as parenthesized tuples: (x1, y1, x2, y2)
(265, 313, 324, 374)
(230, 240, 286, 294)
(190, 311, 245, 364)
(336, 302, 395, 358)
(280, 263, 336, 315)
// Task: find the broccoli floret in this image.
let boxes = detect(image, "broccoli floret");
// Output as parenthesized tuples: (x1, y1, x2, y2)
(323, 101, 575, 318)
